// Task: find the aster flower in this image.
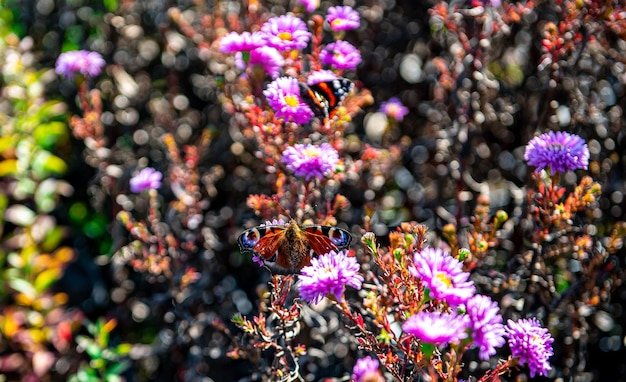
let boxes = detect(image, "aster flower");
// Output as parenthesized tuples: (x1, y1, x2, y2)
(299, 0, 319, 12)
(410, 247, 476, 306)
(351, 356, 384, 382)
(307, 70, 338, 85)
(236, 46, 285, 78)
(282, 143, 339, 181)
(524, 131, 589, 174)
(326, 6, 360, 31)
(297, 250, 363, 304)
(130, 168, 162, 193)
(261, 15, 311, 51)
(402, 311, 470, 345)
(263, 77, 314, 123)
(56, 50, 105, 79)
(466, 294, 506, 360)
(505, 318, 554, 378)
(219, 31, 267, 53)
(379, 97, 409, 122)
(320, 40, 362, 70)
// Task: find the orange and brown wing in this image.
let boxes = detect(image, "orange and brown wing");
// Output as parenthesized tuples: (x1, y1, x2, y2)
(302, 225, 352, 257)
(237, 226, 286, 263)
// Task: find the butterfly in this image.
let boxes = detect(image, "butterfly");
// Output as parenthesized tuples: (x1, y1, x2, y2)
(299, 78, 355, 121)
(237, 220, 352, 272)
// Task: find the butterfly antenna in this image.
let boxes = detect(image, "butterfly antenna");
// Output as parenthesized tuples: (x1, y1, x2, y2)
(270, 194, 293, 221)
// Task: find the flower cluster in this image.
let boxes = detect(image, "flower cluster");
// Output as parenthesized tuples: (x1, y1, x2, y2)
(56, 50, 106, 79)
(506, 318, 554, 377)
(524, 131, 590, 174)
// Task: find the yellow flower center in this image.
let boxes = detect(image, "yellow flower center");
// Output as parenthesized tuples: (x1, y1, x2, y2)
(278, 31, 293, 41)
(435, 272, 452, 288)
(303, 147, 321, 157)
(284, 95, 300, 107)
(331, 19, 343, 28)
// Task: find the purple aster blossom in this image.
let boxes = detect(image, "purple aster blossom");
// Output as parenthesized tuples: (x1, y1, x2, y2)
(261, 15, 311, 51)
(299, 0, 319, 12)
(351, 356, 384, 382)
(402, 311, 470, 345)
(326, 6, 360, 31)
(130, 168, 162, 193)
(466, 294, 506, 360)
(55, 50, 105, 79)
(236, 46, 285, 78)
(319, 40, 362, 70)
(306, 70, 338, 85)
(410, 247, 476, 306)
(379, 97, 409, 122)
(297, 250, 363, 304)
(282, 143, 339, 181)
(263, 77, 314, 123)
(524, 131, 589, 174)
(505, 318, 554, 378)
(219, 31, 267, 53)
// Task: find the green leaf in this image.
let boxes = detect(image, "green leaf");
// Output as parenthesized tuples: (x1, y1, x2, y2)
(32, 151, 67, 178)
(33, 122, 68, 150)
(115, 343, 132, 356)
(103, 0, 118, 11)
(105, 361, 129, 378)
(34, 268, 62, 292)
(0, 159, 17, 176)
(9, 278, 36, 299)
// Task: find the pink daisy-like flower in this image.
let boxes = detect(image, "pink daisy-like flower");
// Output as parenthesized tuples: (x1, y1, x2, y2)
(56, 50, 105, 79)
(261, 15, 311, 51)
(326, 6, 360, 31)
(505, 318, 554, 378)
(319, 40, 362, 70)
(351, 356, 384, 382)
(402, 311, 470, 345)
(219, 31, 267, 53)
(130, 168, 162, 193)
(379, 97, 409, 122)
(524, 131, 589, 174)
(236, 46, 285, 79)
(306, 70, 338, 85)
(410, 247, 475, 306)
(299, 0, 320, 12)
(263, 77, 314, 124)
(466, 294, 506, 360)
(297, 250, 363, 304)
(282, 143, 339, 181)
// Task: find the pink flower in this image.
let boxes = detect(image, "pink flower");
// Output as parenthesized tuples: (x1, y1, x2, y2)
(130, 168, 162, 193)
(466, 294, 506, 360)
(506, 318, 554, 377)
(319, 41, 361, 70)
(351, 356, 384, 382)
(263, 77, 314, 123)
(282, 143, 339, 180)
(402, 311, 470, 345)
(306, 70, 338, 85)
(297, 250, 363, 304)
(299, 0, 319, 12)
(261, 15, 311, 51)
(219, 31, 267, 53)
(379, 97, 409, 122)
(326, 6, 360, 31)
(56, 50, 105, 79)
(410, 247, 475, 306)
(236, 46, 285, 78)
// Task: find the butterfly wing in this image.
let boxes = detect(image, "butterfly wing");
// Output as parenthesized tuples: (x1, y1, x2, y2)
(302, 225, 352, 256)
(237, 225, 286, 263)
(300, 79, 355, 120)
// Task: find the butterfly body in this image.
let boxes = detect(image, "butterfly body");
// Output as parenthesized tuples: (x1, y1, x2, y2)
(237, 220, 352, 272)
(299, 79, 355, 121)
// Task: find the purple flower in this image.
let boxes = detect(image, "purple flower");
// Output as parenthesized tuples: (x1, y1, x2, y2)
(261, 15, 311, 51)
(351, 356, 384, 382)
(297, 250, 363, 304)
(219, 31, 267, 53)
(466, 294, 506, 360)
(524, 131, 589, 174)
(130, 168, 162, 193)
(379, 97, 409, 122)
(56, 50, 105, 79)
(402, 311, 470, 345)
(306, 70, 338, 85)
(264, 77, 314, 124)
(319, 40, 362, 70)
(505, 318, 554, 378)
(410, 248, 476, 306)
(299, 0, 319, 12)
(326, 6, 360, 31)
(236, 46, 285, 78)
(282, 143, 339, 181)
